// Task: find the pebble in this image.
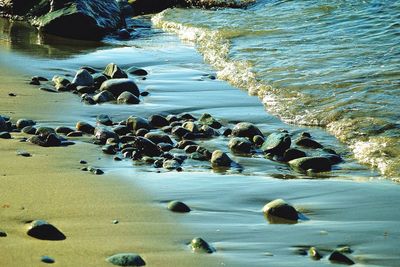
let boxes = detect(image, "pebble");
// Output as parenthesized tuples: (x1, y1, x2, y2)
(79, 160, 87, 164)
(228, 137, 252, 154)
(210, 150, 232, 167)
(22, 126, 37, 134)
(0, 230, 7, 237)
(127, 66, 148, 76)
(127, 116, 151, 131)
(190, 237, 215, 254)
(17, 151, 31, 157)
(41, 256, 55, 264)
(148, 114, 169, 128)
(8, 93, 16, 97)
(163, 159, 181, 170)
(88, 166, 104, 175)
(167, 200, 191, 213)
(106, 253, 145, 266)
(16, 119, 35, 129)
(26, 220, 66, 240)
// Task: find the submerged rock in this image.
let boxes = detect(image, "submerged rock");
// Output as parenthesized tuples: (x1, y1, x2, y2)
(199, 113, 221, 129)
(167, 200, 191, 213)
(190, 237, 215, 254)
(106, 253, 146, 266)
(93, 90, 116, 103)
(262, 199, 298, 223)
(228, 137, 252, 154)
(117, 91, 140, 104)
(127, 66, 148, 76)
(295, 137, 323, 149)
(288, 156, 332, 172)
(27, 220, 66, 240)
(281, 148, 307, 162)
(309, 247, 323, 260)
(96, 114, 113, 126)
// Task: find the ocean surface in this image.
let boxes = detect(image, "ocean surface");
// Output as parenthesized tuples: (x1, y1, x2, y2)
(153, 0, 400, 178)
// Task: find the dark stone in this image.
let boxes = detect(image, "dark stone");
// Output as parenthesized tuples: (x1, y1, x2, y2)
(261, 132, 291, 155)
(102, 144, 117, 155)
(79, 160, 87, 164)
(131, 137, 161, 157)
(0, 116, 6, 131)
(81, 93, 96, 105)
(228, 137, 252, 154)
(117, 28, 130, 39)
(94, 127, 119, 143)
(41, 256, 55, 264)
(140, 91, 149, 97)
(72, 69, 94, 87)
(30, 0, 122, 40)
(232, 122, 263, 139)
(158, 142, 173, 152)
(30, 77, 41, 85)
(127, 66, 148, 76)
(93, 73, 108, 89)
(40, 85, 58, 93)
(80, 66, 97, 74)
(0, 132, 11, 139)
(16, 119, 35, 129)
(76, 121, 94, 134)
(190, 237, 215, 254)
(253, 135, 265, 146)
(223, 128, 232, 137)
(176, 140, 196, 149)
(199, 125, 218, 138)
(148, 115, 169, 128)
(93, 90, 115, 103)
(27, 220, 66, 240)
(113, 125, 129, 135)
(329, 251, 355, 265)
(295, 137, 323, 149)
(88, 166, 104, 175)
(96, 114, 113, 126)
(262, 199, 298, 222)
(289, 157, 332, 172)
(100, 78, 139, 97)
(199, 113, 221, 129)
(127, 116, 151, 131)
(166, 114, 179, 123)
(321, 153, 343, 165)
(184, 145, 198, 154)
(117, 91, 140, 104)
(17, 150, 31, 157)
(171, 126, 190, 139)
(103, 63, 128, 79)
(167, 200, 190, 213)
(144, 133, 173, 144)
(0, 230, 7, 237)
(45, 133, 62, 146)
(196, 146, 212, 160)
(180, 113, 196, 121)
(66, 131, 83, 137)
(161, 126, 172, 133)
(76, 85, 96, 94)
(55, 126, 74, 135)
(135, 128, 149, 137)
(106, 253, 146, 266)
(211, 150, 232, 167)
(282, 148, 307, 162)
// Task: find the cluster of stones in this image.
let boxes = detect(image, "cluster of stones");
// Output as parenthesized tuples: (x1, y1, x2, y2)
(30, 63, 148, 105)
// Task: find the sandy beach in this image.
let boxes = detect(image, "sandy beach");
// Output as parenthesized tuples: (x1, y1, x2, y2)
(1, 15, 400, 267)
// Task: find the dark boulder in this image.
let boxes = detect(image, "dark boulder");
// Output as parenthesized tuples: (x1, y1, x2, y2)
(106, 253, 145, 266)
(103, 63, 128, 79)
(167, 200, 190, 213)
(117, 91, 140, 104)
(228, 137, 252, 154)
(100, 78, 139, 98)
(26, 220, 66, 240)
(261, 132, 291, 155)
(289, 156, 332, 172)
(232, 122, 263, 140)
(262, 199, 298, 223)
(127, 116, 151, 131)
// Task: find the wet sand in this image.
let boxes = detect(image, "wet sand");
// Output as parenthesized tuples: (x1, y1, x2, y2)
(1, 18, 400, 267)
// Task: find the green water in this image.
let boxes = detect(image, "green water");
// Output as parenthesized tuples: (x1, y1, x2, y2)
(153, 0, 400, 178)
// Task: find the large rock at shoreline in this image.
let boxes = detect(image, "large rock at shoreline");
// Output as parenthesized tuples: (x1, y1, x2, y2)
(100, 79, 140, 98)
(1, 0, 123, 40)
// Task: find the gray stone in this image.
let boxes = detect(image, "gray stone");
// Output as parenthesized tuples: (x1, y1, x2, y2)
(163, 159, 181, 170)
(232, 122, 263, 139)
(100, 78, 139, 98)
(131, 137, 161, 157)
(228, 137, 252, 154)
(288, 157, 332, 172)
(210, 150, 232, 167)
(261, 132, 291, 155)
(16, 119, 35, 129)
(190, 237, 215, 254)
(26, 220, 66, 240)
(88, 166, 104, 175)
(66, 131, 83, 137)
(127, 116, 151, 131)
(106, 253, 145, 266)
(93, 73, 108, 89)
(103, 63, 128, 79)
(148, 115, 169, 128)
(282, 148, 306, 162)
(35, 127, 56, 137)
(167, 201, 190, 213)
(117, 91, 140, 104)
(144, 133, 173, 145)
(72, 69, 94, 87)
(262, 199, 298, 222)
(76, 121, 94, 134)
(171, 126, 190, 139)
(182, 121, 199, 133)
(102, 144, 117, 155)
(199, 113, 221, 129)
(96, 114, 113, 126)
(94, 127, 119, 143)
(113, 125, 129, 135)
(81, 93, 96, 105)
(329, 251, 355, 265)
(93, 90, 116, 103)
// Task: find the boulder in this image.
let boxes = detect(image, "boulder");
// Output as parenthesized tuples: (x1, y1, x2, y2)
(295, 137, 323, 149)
(72, 69, 94, 87)
(75, 121, 94, 134)
(127, 116, 151, 131)
(117, 91, 140, 104)
(100, 78, 139, 97)
(148, 115, 169, 128)
(144, 133, 173, 144)
(199, 113, 221, 129)
(261, 132, 291, 155)
(31, 0, 123, 40)
(167, 200, 190, 213)
(289, 156, 332, 172)
(127, 66, 148, 76)
(228, 137, 252, 154)
(16, 119, 35, 129)
(232, 122, 263, 140)
(93, 90, 115, 103)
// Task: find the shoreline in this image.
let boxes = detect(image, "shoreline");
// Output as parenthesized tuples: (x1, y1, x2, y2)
(1, 17, 400, 267)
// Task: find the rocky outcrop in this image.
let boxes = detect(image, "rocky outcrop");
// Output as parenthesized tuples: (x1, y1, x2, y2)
(1, 0, 123, 40)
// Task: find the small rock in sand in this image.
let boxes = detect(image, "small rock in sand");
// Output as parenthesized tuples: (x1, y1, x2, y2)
(106, 253, 146, 266)
(167, 201, 191, 213)
(190, 237, 215, 254)
(329, 251, 355, 265)
(0, 132, 11, 139)
(41, 255, 55, 264)
(26, 220, 66, 241)
(262, 199, 298, 222)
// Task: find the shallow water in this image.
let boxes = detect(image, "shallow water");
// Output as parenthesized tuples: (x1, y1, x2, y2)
(0, 17, 399, 266)
(153, 0, 400, 178)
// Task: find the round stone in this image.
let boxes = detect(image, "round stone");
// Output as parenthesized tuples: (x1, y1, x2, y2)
(27, 220, 66, 241)
(167, 201, 191, 213)
(106, 253, 145, 266)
